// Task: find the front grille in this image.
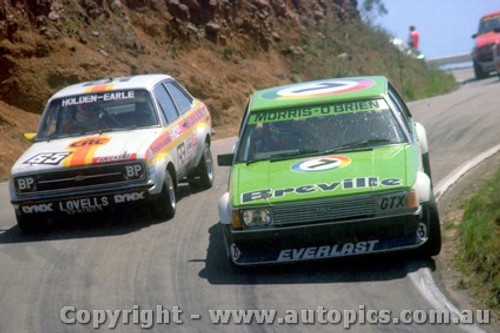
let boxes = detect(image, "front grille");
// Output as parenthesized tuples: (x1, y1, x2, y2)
(272, 195, 375, 226)
(478, 45, 493, 61)
(23, 162, 145, 193)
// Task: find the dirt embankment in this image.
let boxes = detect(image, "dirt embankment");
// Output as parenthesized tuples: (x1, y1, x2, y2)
(0, 0, 359, 178)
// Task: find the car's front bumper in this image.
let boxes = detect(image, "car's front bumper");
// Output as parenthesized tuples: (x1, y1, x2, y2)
(11, 182, 155, 217)
(477, 59, 495, 73)
(226, 209, 425, 265)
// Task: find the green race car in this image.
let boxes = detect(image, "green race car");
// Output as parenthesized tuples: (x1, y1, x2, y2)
(217, 76, 440, 265)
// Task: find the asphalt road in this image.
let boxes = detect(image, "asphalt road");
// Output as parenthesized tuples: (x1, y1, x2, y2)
(0, 69, 499, 332)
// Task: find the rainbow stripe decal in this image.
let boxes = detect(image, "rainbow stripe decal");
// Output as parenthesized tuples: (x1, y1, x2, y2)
(84, 84, 115, 93)
(262, 79, 375, 101)
(63, 136, 111, 168)
(291, 155, 351, 173)
(147, 105, 209, 164)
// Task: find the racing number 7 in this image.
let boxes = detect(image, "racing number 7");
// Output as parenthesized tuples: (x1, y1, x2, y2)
(308, 158, 337, 169)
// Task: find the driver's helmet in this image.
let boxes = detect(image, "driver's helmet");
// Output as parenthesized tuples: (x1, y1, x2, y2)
(75, 103, 100, 128)
(267, 120, 292, 134)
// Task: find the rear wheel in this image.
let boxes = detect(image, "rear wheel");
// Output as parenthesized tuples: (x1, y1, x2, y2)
(152, 172, 176, 220)
(418, 195, 441, 257)
(189, 143, 214, 190)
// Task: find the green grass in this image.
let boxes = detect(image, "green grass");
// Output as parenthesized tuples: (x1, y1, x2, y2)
(457, 166, 500, 308)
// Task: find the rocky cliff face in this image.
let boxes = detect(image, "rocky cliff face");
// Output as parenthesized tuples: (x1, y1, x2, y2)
(0, 0, 359, 116)
(0, 0, 360, 177)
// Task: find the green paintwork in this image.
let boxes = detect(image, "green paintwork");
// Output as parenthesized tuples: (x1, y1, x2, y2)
(231, 144, 418, 208)
(249, 76, 388, 112)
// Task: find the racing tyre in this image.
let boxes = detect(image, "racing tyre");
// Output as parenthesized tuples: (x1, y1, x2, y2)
(189, 143, 214, 190)
(152, 172, 176, 220)
(473, 61, 488, 80)
(221, 223, 236, 265)
(17, 214, 42, 233)
(422, 152, 432, 181)
(418, 195, 441, 257)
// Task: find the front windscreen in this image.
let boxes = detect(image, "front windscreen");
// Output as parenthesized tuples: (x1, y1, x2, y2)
(236, 98, 407, 163)
(478, 15, 500, 34)
(37, 89, 159, 140)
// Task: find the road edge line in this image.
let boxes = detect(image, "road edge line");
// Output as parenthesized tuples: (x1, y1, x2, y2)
(409, 144, 500, 333)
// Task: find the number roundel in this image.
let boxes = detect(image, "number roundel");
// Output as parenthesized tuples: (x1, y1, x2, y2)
(262, 78, 375, 100)
(291, 156, 351, 173)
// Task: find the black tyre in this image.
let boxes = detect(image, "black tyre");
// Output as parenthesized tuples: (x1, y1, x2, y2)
(152, 172, 176, 220)
(473, 61, 488, 80)
(189, 143, 214, 190)
(422, 152, 432, 181)
(221, 223, 236, 265)
(418, 194, 441, 257)
(17, 214, 42, 233)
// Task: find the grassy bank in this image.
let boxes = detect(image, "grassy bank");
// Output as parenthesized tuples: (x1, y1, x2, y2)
(457, 165, 500, 308)
(294, 22, 458, 102)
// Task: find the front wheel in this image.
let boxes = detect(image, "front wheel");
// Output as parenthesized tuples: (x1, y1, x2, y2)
(152, 172, 176, 220)
(221, 223, 237, 266)
(17, 214, 43, 233)
(418, 195, 441, 257)
(473, 61, 488, 80)
(422, 152, 432, 182)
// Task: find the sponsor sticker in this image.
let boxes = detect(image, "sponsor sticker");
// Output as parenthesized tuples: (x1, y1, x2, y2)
(21, 203, 54, 214)
(64, 135, 111, 167)
(69, 137, 110, 148)
(230, 244, 241, 261)
(61, 91, 134, 107)
(261, 78, 375, 101)
(241, 177, 402, 203)
(58, 197, 110, 215)
(277, 240, 380, 262)
(147, 107, 206, 159)
(248, 99, 385, 124)
(23, 152, 72, 165)
(291, 155, 351, 173)
(20, 191, 147, 216)
(92, 152, 137, 164)
(113, 191, 145, 203)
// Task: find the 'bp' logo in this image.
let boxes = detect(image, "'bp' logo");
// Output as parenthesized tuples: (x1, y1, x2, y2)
(291, 156, 351, 173)
(262, 79, 375, 100)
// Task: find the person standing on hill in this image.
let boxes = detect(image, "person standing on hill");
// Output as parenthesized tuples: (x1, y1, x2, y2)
(408, 25, 420, 51)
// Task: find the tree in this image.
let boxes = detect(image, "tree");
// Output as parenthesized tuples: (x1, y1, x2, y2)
(360, 0, 388, 23)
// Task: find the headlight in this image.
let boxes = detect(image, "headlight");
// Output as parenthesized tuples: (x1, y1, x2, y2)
(231, 208, 273, 229)
(406, 189, 419, 209)
(478, 45, 492, 57)
(14, 176, 36, 193)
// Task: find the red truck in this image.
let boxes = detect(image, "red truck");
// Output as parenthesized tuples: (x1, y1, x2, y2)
(472, 10, 500, 80)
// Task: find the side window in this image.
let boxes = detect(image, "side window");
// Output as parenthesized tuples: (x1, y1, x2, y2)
(388, 84, 412, 118)
(154, 84, 179, 124)
(166, 81, 193, 115)
(388, 85, 412, 132)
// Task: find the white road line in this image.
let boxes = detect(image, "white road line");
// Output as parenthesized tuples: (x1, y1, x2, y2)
(435, 144, 500, 200)
(409, 144, 500, 333)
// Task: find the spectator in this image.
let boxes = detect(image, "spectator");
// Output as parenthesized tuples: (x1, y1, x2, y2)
(408, 25, 420, 51)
